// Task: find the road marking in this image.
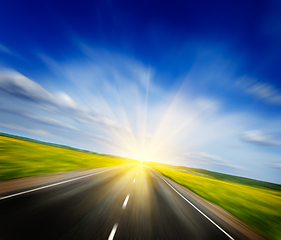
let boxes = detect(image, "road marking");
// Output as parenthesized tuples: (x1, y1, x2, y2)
(133, 179, 135, 183)
(108, 223, 118, 240)
(122, 194, 130, 209)
(157, 174, 235, 240)
(0, 168, 116, 201)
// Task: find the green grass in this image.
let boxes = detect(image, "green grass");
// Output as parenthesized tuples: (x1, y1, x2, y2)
(1, 132, 280, 239)
(0, 134, 138, 181)
(150, 162, 281, 192)
(146, 162, 281, 240)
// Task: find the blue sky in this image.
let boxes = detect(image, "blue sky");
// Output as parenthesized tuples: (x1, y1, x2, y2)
(0, 0, 281, 183)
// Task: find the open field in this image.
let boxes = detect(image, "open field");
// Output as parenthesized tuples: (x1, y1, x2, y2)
(149, 162, 281, 192)
(146, 162, 281, 240)
(1, 132, 280, 239)
(0, 134, 137, 181)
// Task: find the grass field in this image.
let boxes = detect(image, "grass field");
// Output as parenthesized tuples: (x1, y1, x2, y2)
(1, 133, 280, 239)
(146, 162, 281, 240)
(0, 135, 137, 181)
(148, 162, 281, 192)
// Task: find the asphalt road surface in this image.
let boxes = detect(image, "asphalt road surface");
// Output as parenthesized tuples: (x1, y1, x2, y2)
(0, 164, 249, 240)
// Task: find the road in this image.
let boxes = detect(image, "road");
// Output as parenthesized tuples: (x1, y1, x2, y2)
(0, 164, 249, 240)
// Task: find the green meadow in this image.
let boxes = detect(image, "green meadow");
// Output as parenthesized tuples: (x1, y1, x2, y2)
(146, 162, 281, 240)
(0, 134, 136, 181)
(1, 132, 280, 239)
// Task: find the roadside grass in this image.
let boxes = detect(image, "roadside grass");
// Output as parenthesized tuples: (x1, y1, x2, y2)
(146, 162, 281, 240)
(151, 162, 281, 192)
(0, 135, 137, 181)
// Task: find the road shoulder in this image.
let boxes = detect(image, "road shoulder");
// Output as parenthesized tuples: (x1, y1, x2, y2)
(156, 172, 269, 240)
(0, 166, 116, 195)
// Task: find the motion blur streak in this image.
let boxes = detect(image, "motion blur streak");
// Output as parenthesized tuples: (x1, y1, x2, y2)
(0, 168, 114, 200)
(0, 0, 281, 184)
(0, 164, 248, 240)
(0, 0, 280, 239)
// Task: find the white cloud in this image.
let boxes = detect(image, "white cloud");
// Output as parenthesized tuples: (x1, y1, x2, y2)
(1, 53, 279, 181)
(0, 70, 123, 130)
(235, 76, 281, 105)
(0, 70, 78, 109)
(240, 130, 281, 147)
(0, 106, 77, 131)
(0, 123, 53, 137)
(271, 162, 281, 169)
(184, 151, 245, 170)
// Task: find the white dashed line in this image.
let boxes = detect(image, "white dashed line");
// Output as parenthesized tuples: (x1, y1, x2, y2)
(108, 223, 118, 240)
(122, 194, 130, 209)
